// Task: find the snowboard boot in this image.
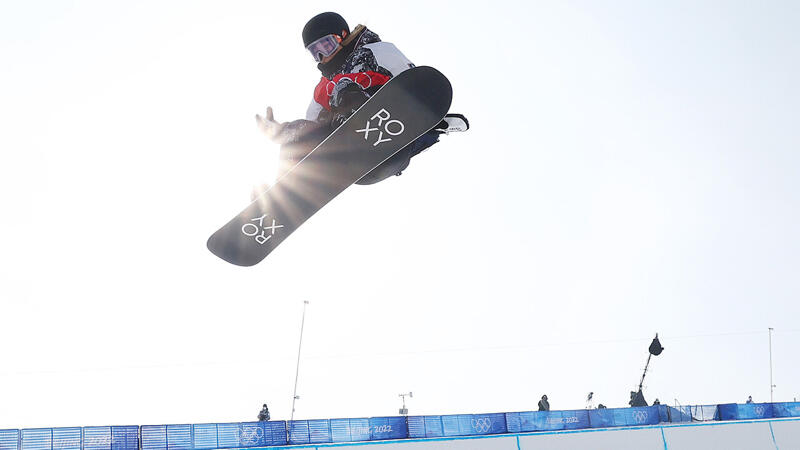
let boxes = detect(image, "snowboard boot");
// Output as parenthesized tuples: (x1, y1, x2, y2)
(434, 113, 470, 134)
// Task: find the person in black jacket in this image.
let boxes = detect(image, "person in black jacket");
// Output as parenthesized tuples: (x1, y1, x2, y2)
(538, 395, 550, 411)
(257, 404, 270, 422)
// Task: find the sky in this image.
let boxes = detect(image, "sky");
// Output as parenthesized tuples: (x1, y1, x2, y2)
(1, 0, 800, 430)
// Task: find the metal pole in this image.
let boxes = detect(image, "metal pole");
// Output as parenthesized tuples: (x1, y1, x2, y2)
(291, 301, 309, 422)
(638, 353, 652, 391)
(769, 327, 774, 403)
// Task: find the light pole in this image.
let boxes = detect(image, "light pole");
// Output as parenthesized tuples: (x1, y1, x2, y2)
(291, 301, 309, 423)
(769, 327, 775, 403)
(399, 392, 413, 416)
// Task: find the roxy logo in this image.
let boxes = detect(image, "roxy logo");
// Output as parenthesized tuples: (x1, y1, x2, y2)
(355, 108, 405, 147)
(242, 213, 283, 245)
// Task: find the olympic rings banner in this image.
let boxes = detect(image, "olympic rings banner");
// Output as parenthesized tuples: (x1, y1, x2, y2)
(140, 423, 287, 449)
(238, 422, 287, 447)
(718, 403, 774, 421)
(407, 413, 507, 438)
(588, 406, 660, 428)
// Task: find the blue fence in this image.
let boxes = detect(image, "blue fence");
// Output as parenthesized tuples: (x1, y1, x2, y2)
(774, 402, 800, 418)
(718, 402, 774, 421)
(658, 405, 692, 423)
(588, 406, 660, 428)
(407, 413, 506, 438)
(506, 409, 590, 432)
(139, 423, 287, 450)
(0, 427, 139, 450)
(2, 402, 800, 450)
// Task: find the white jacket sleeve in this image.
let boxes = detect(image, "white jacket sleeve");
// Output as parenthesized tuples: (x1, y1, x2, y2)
(363, 42, 415, 76)
(305, 99, 326, 121)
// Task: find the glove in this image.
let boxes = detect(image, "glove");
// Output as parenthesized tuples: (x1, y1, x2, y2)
(330, 80, 370, 127)
(331, 80, 369, 112)
(255, 106, 286, 142)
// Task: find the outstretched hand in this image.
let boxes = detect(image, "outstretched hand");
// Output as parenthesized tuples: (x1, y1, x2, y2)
(255, 106, 285, 142)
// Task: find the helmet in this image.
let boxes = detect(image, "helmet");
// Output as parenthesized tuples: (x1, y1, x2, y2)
(302, 12, 349, 48)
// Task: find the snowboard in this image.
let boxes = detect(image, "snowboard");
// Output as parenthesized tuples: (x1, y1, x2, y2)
(207, 66, 453, 266)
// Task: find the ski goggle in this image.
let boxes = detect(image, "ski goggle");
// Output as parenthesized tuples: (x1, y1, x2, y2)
(306, 34, 342, 62)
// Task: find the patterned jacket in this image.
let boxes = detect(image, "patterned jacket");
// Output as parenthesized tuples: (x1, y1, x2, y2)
(306, 26, 415, 123)
(273, 26, 414, 146)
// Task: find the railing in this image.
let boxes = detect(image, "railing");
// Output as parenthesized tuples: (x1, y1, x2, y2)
(1, 402, 799, 450)
(0, 426, 138, 450)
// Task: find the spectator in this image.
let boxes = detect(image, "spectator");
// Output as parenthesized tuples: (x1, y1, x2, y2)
(746, 396, 753, 404)
(597, 404, 607, 409)
(538, 395, 550, 411)
(653, 398, 661, 405)
(258, 404, 271, 421)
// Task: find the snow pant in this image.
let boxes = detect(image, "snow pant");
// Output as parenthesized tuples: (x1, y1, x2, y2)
(355, 129, 440, 185)
(278, 128, 441, 185)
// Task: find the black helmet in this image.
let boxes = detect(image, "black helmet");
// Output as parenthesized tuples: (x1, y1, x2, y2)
(302, 12, 349, 47)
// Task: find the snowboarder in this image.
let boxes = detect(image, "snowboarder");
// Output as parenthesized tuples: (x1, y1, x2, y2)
(256, 12, 468, 185)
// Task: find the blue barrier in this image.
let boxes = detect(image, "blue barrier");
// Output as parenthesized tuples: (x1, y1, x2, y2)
(142, 422, 286, 449)
(368, 416, 408, 441)
(0, 427, 138, 450)
(167, 425, 191, 450)
(443, 413, 507, 437)
(408, 413, 505, 439)
(0, 429, 20, 450)
(330, 418, 369, 443)
(140, 425, 167, 450)
(689, 404, 719, 421)
(506, 409, 590, 432)
(718, 403, 774, 420)
(215, 423, 239, 449)
(4, 401, 800, 449)
(111, 426, 140, 450)
(21, 429, 54, 450)
(51, 428, 80, 450)
(8, 427, 138, 450)
(190, 424, 218, 450)
(773, 402, 800, 418)
(287, 419, 332, 445)
(588, 406, 660, 428)
(241, 422, 287, 447)
(657, 405, 692, 423)
(407, 415, 438, 438)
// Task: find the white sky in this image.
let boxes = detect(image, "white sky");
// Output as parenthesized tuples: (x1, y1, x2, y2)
(2, 0, 799, 431)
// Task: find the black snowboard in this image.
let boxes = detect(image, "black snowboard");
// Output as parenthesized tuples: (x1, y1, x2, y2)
(207, 66, 453, 266)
